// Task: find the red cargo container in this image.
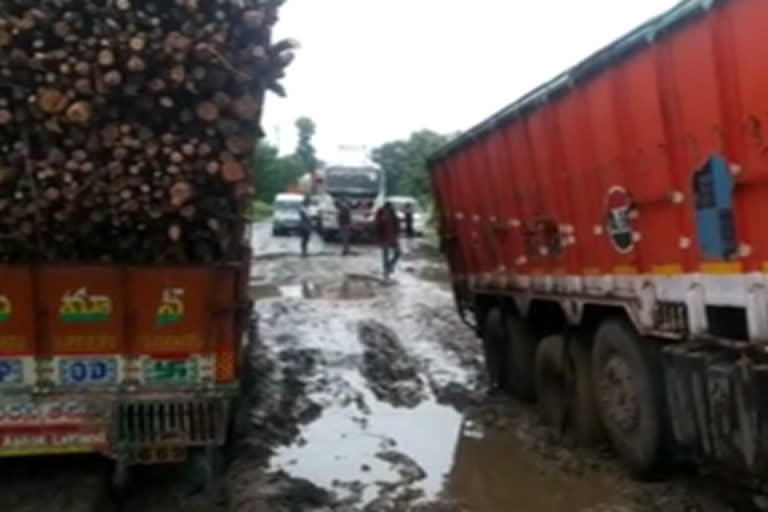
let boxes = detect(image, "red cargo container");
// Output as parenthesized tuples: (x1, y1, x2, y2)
(429, 0, 768, 486)
(0, 261, 250, 479)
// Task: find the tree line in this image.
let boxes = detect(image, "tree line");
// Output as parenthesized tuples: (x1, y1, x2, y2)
(251, 118, 452, 205)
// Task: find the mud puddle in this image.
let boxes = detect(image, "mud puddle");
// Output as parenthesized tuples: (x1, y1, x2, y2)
(250, 275, 380, 301)
(273, 370, 462, 505)
(448, 407, 622, 512)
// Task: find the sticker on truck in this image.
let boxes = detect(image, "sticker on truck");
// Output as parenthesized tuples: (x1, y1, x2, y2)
(0, 430, 107, 457)
(143, 357, 199, 384)
(0, 360, 23, 385)
(0, 400, 90, 427)
(0, 295, 10, 323)
(156, 288, 184, 326)
(605, 186, 635, 254)
(59, 288, 112, 323)
(58, 356, 118, 386)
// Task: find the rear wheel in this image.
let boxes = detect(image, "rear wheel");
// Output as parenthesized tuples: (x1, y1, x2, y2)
(534, 333, 606, 445)
(534, 335, 567, 430)
(568, 331, 606, 446)
(593, 319, 662, 478)
(501, 314, 538, 402)
(481, 308, 507, 392)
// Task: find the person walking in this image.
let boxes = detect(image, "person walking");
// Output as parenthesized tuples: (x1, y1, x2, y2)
(298, 195, 313, 257)
(337, 199, 352, 256)
(375, 201, 400, 280)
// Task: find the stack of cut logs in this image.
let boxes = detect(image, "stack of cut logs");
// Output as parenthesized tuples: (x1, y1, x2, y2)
(0, 0, 294, 263)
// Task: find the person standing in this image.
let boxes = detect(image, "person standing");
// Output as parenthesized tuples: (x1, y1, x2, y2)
(375, 201, 400, 280)
(298, 195, 313, 257)
(337, 199, 352, 256)
(403, 202, 415, 251)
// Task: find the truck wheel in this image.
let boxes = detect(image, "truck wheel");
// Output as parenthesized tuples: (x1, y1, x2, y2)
(501, 314, 538, 402)
(568, 331, 606, 446)
(181, 446, 220, 496)
(110, 456, 134, 501)
(534, 335, 567, 430)
(593, 319, 661, 478)
(481, 308, 507, 392)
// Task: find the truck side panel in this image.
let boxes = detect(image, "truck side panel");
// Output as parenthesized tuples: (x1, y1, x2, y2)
(0, 267, 36, 389)
(433, 0, 768, 316)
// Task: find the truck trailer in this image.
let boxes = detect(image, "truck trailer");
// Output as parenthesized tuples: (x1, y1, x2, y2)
(0, 0, 290, 491)
(429, 0, 768, 489)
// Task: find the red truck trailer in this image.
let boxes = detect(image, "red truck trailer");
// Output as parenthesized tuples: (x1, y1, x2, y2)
(429, 0, 768, 489)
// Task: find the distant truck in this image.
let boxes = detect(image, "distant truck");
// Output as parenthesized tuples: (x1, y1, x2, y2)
(315, 166, 385, 241)
(429, 0, 768, 491)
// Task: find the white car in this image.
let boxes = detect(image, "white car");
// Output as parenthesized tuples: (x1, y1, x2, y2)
(271, 193, 305, 236)
(387, 196, 426, 237)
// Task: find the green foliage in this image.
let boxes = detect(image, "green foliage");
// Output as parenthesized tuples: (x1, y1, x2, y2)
(250, 116, 320, 203)
(371, 130, 450, 201)
(250, 200, 274, 220)
(250, 141, 305, 203)
(295, 116, 318, 174)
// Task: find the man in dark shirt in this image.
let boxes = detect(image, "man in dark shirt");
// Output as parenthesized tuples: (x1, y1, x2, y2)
(298, 196, 313, 258)
(337, 199, 352, 256)
(375, 202, 400, 280)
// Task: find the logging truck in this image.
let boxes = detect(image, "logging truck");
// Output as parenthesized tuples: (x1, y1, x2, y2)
(429, 0, 768, 491)
(0, 0, 287, 490)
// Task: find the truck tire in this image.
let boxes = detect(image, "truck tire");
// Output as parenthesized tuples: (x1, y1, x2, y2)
(534, 335, 567, 430)
(593, 319, 662, 478)
(501, 313, 538, 402)
(481, 308, 507, 392)
(568, 331, 606, 446)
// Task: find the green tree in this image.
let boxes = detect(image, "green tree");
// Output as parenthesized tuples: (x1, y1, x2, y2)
(251, 141, 305, 203)
(372, 130, 450, 201)
(294, 117, 318, 174)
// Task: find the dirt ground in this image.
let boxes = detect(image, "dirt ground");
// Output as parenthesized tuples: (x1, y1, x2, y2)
(0, 224, 750, 511)
(232, 224, 743, 512)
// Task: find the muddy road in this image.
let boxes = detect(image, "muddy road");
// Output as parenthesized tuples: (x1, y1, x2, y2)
(0, 224, 744, 511)
(235, 224, 739, 512)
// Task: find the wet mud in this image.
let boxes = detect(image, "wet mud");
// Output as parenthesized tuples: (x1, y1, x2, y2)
(0, 223, 746, 511)
(230, 224, 742, 512)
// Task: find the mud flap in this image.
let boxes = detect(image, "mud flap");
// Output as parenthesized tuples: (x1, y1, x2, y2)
(663, 345, 767, 480)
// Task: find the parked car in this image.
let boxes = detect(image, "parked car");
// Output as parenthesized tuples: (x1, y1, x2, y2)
(387, 196, 426, 237)
(272, 193, 305, 236)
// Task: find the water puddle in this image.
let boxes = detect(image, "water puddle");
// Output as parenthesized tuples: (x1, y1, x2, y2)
(250, 276, 380, 301)
(272, 370, 463, 504)
(445, 409, 624, 512)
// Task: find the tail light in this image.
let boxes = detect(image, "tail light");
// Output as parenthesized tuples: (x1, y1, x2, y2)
(216, 344, 235, 381)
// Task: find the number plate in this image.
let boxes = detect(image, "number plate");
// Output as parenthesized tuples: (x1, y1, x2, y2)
(59, 357, 118, 386)
(0, 360, 23, 386)
(143, 358, 199, 384)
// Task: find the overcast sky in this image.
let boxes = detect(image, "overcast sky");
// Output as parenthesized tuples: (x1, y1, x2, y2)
(262, 0, 680, 163)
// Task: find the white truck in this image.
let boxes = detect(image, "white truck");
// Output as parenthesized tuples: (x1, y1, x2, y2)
(313, 166, 386, 242)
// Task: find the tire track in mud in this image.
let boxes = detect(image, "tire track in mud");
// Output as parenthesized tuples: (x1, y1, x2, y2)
(237, 228, 754, 512)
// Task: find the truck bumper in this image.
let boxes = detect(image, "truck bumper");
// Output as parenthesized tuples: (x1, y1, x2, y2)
(0, 389, 235, 465)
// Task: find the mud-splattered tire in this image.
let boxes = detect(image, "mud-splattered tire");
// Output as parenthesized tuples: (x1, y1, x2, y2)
(481, 308, 507, 391)
(501, 314, 538, 402)
(593, 319, 662, 478)
(535, 335, 567, 429)
(568, 332, 606, 446)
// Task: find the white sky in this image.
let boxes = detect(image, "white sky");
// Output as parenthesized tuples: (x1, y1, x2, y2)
(263, 0, 681, 163)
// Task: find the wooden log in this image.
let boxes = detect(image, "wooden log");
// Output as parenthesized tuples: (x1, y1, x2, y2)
(196, 101, 219, 122)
